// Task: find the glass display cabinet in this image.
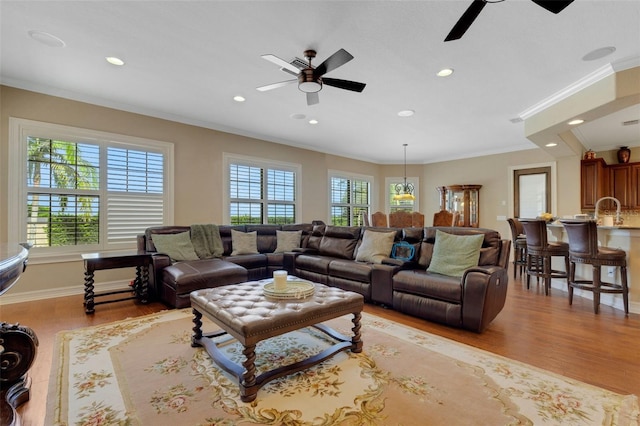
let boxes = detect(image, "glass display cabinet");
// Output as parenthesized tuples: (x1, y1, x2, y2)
(440, 185, 482, 227)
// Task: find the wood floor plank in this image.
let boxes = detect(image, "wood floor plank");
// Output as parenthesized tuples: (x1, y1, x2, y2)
(1, 266, 638, 425)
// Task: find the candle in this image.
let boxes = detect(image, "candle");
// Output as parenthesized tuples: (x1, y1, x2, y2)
(273, 270, 287, 291)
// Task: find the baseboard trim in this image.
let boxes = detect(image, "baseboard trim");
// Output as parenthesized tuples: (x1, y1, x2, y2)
(1, 280, 132, 305)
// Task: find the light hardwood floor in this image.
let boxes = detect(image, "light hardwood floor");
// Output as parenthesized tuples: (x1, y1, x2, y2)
(1, 265, 638, 426)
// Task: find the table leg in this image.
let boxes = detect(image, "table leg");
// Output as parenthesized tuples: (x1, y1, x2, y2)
(191, 309, 203, 347)
(351, 311, 363, 353)
(133, 266, 149, 304)
(240, 344, 257, 402)
(83, 270, 95, 314)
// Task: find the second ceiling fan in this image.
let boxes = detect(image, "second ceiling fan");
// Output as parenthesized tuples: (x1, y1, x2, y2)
(257, 48, 366, 106)
(444, 0, 575, 42)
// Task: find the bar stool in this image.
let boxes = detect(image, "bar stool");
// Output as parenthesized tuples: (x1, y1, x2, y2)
(520, 219, 570, 295)
(559, 219, 629, 315)
(507, 218, 527, 278)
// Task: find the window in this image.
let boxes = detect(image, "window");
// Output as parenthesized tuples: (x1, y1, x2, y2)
(329, 172, 372, 226)
(385, 177, 419, 214)
(9, 118, 174, 259)
(225, 154, 300, 224)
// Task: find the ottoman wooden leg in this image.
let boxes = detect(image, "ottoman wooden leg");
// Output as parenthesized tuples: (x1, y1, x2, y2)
(191, 309, 203, 347)
(351, 311, 363, 353)
(240, 344, 258, 402)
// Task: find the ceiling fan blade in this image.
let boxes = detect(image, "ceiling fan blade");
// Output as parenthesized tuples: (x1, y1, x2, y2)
(314, 48, 354, 77)
(531, 0, 574, 14)
(444, 0, 487, 42)
(307, 92, 319, 106)
(256, 79, 296, 92)
(322, 78, 366, 93)
(261, 54, 301, 75)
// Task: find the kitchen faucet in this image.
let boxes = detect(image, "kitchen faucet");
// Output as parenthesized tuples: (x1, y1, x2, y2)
(594, 197, 622, 225)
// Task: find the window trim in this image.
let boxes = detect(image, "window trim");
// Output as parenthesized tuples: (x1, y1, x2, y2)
(328, 169, 373, 226)
(8, 118, 174, 263)
(223, 152, 302, 225)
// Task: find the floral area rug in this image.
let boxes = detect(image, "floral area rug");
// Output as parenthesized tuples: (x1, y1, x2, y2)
(46, 309, 639, 425)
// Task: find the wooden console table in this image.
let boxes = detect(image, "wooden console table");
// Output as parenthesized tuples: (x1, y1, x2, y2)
(82, 250, 151, 314)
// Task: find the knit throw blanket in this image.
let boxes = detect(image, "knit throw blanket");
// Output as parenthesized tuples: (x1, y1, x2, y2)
(190, 224, 223, 259)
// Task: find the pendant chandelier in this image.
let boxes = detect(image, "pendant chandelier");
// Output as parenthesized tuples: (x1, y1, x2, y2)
(393, 144, 415, 201)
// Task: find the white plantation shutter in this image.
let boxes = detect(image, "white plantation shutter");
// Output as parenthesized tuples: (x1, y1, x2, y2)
(107, 194, 164, 243)
(107, 147, 164, 244)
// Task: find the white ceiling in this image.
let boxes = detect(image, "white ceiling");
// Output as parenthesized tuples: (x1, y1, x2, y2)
(1, 0, 639, 164)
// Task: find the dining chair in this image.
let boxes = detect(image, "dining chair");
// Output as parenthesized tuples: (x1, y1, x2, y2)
(389, 211, 412, 228)
(411, 211, 425, 228)
(371, 211, 388, 227)
(432, 210, 454, 227)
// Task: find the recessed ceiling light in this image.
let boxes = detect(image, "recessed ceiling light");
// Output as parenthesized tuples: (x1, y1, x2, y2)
(568, 119, 584, 125)
(105, 56, 125, 66)
(397, 110, 415, 117)
(28, 30, 65, 47)
(437, 68, 454, 77)
(582, 46, 616, 61)
(309, 119, 318, 125)
(233, 95, 245, 102)
(290, 113, 306, 120)
(545, 142, 558, 147)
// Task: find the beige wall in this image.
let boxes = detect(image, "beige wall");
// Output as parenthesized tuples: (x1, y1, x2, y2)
(1, 86, 584, 299)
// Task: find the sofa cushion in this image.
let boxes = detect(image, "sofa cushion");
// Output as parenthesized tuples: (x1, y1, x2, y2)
(393, 269, 463, 304)
(329, 259, 373, 282)
(231, 230, 258, 255)
(295, 254, 333, 275)
(307, 224, 326, 250)
(274, 230, 302, 253)
(246, 225, 280, 253)
(319, 226, 361, 259)
(427, 230, 484, 277)
(151, 231, 199, 261)
(355, 229, 395, 263)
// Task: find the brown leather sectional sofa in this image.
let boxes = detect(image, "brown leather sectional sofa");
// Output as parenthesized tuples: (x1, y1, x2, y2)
(138, 223, 511, 332)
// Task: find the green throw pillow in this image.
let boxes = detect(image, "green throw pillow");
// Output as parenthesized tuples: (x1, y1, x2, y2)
(355, 230, 396, 264)
(152, 231, 199, 262)
(427, 230, 484, 277)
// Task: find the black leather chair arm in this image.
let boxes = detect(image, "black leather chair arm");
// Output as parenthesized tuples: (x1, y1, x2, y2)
(461, 266, 509, 332)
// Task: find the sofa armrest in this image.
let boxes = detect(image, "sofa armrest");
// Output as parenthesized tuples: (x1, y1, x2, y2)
(371, 263, 400, 306)
(461, 266, 508, 332)
(381, 258, 419, 269)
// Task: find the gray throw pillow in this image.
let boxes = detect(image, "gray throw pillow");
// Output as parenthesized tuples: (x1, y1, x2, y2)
(427, 230, 484, 277)
(355, 230, 396, 264)
(152, 231, 199, 262)
(274, 230, 302, 253)
(230, 230, 259, 255)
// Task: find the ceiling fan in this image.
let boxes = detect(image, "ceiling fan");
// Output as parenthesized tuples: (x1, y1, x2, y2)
(444, 0, 575, 42)
(256, 48, 366, 106)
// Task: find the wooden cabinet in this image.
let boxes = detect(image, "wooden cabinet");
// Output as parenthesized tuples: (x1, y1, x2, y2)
(609, 164, 632, 209)
(581, 159, 640, 211)
(632, 164, 640, 209)
(444, 184, 482, 227)
(581, 159, 607, 210)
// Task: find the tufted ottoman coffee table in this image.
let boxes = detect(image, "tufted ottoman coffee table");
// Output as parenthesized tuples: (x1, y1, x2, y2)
(190, 280, 364, 402)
